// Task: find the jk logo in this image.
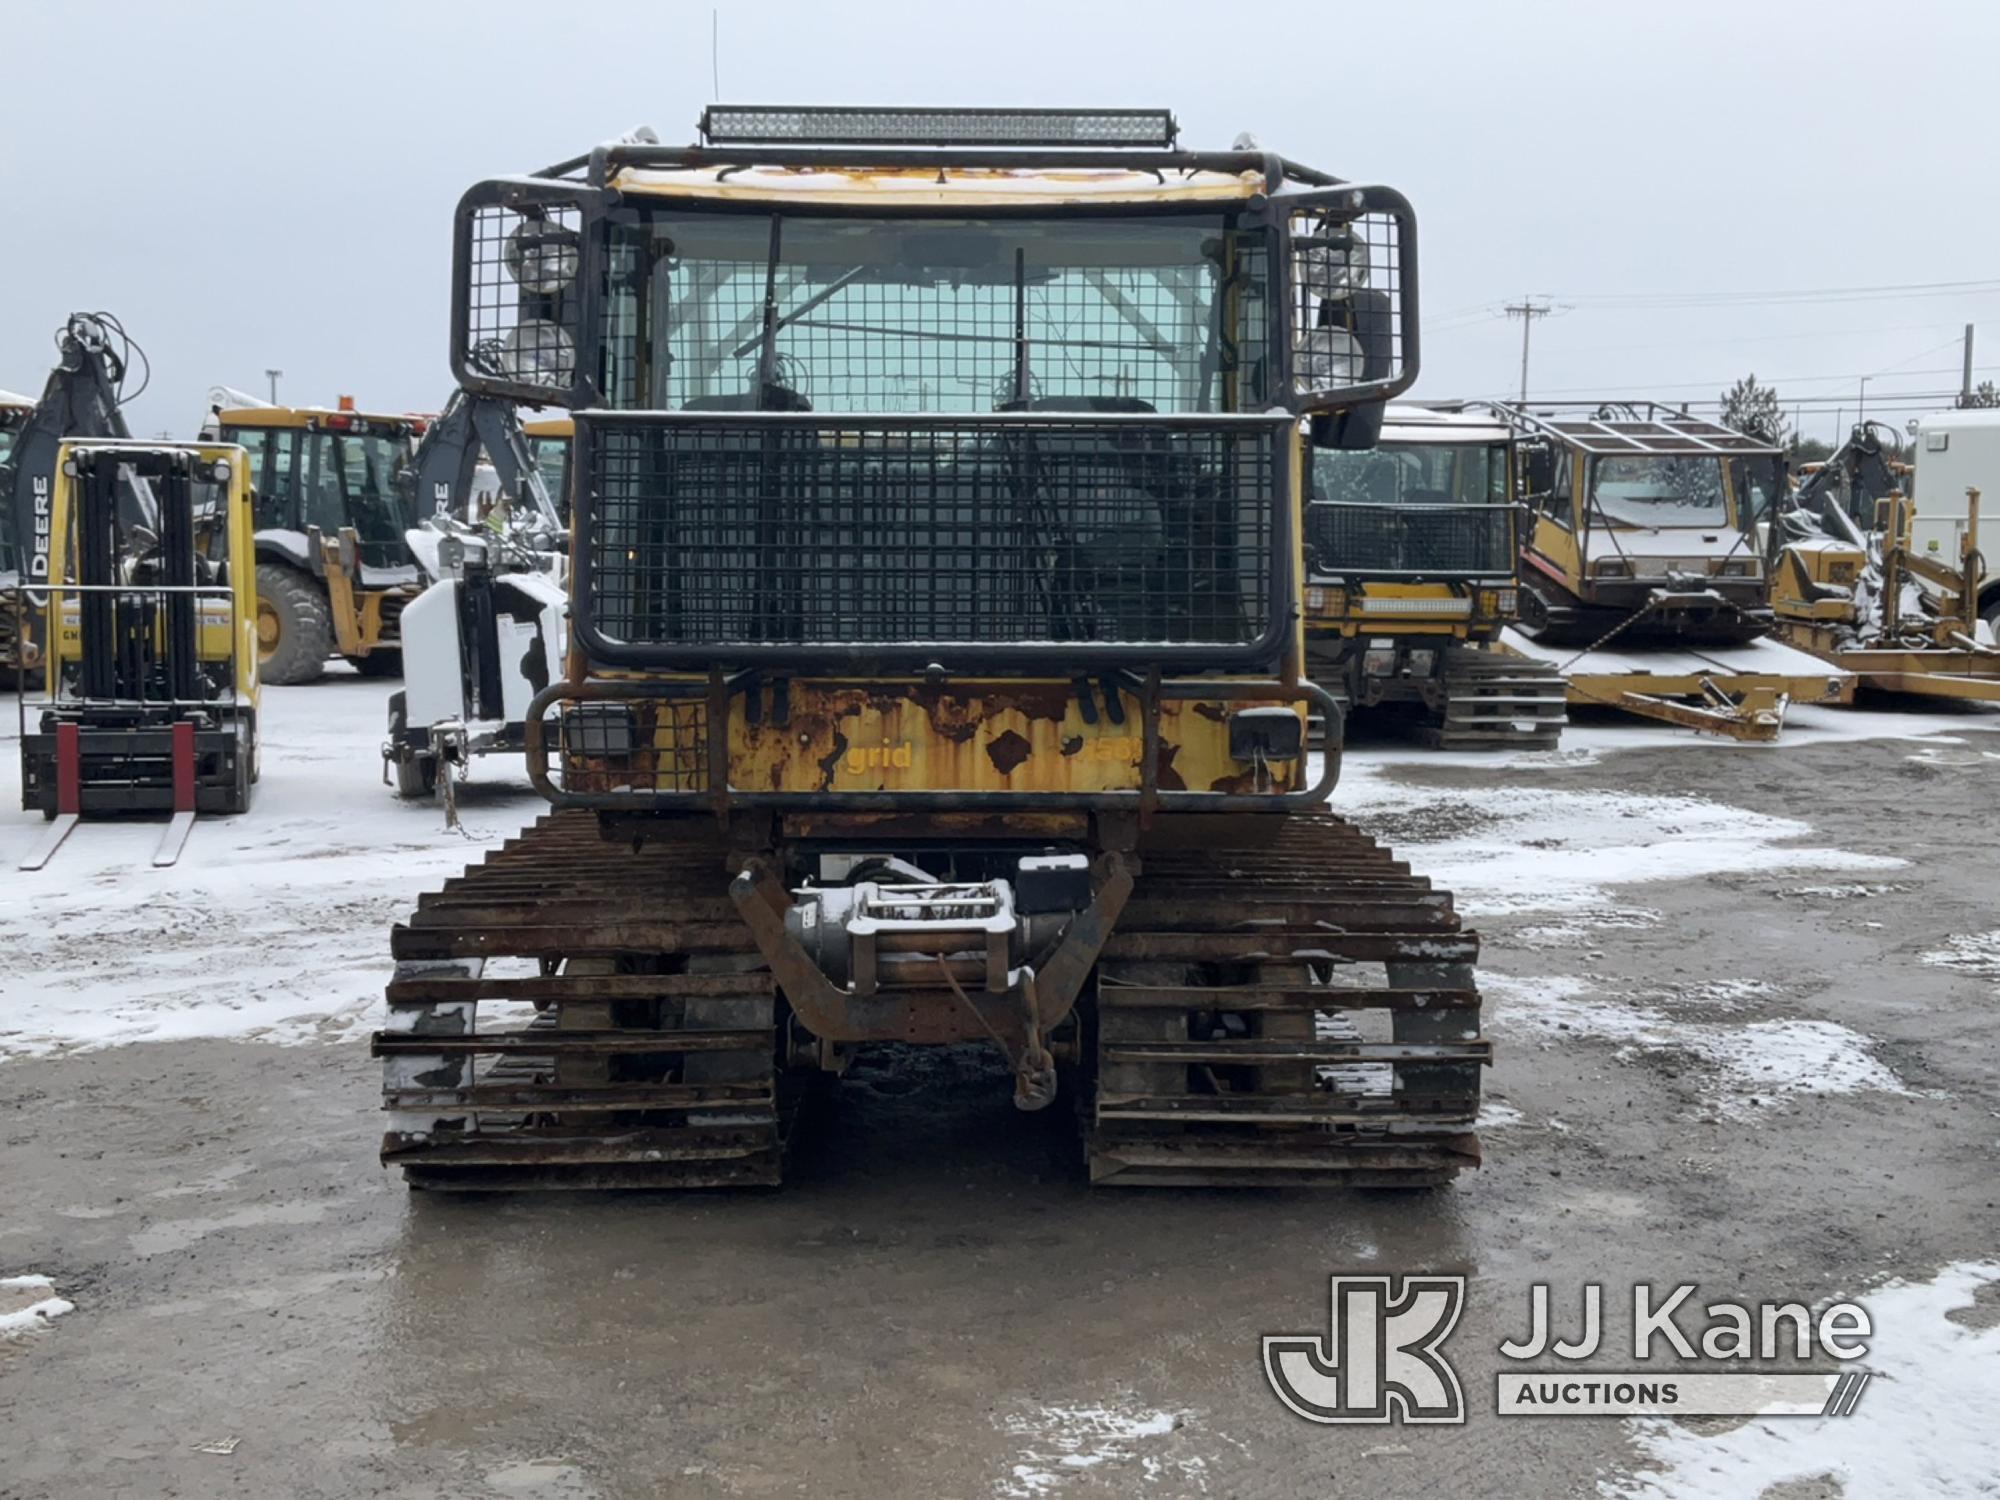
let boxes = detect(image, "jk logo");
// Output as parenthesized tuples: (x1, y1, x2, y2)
(1263, 1276, 1467, 1424)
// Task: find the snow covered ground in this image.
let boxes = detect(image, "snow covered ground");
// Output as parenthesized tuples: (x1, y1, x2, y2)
(0, 674, 543, 1061)
(1607, 1260, 2000, 1500)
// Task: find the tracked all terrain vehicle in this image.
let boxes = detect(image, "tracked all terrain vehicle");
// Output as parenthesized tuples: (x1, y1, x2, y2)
(1304, 403, 1565, 748)
(376, 105, 1490, 1190)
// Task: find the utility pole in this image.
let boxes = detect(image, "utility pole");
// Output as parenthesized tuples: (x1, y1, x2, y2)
(1504, 299, 1551, 403)
(265, 368, 283, 405)
(1962, 323, 1976, 406)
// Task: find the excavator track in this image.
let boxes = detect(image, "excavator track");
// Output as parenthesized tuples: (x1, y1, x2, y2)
(1092, 812, 1488, 1187)
(375, 811, 787, 1190)
(1422, 644, 1568, 751)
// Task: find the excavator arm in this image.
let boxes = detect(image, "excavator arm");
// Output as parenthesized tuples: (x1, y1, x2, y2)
(1793, 422, 1905, 531)
(401, 388, 562, 536)
(2, 314, 155, 588)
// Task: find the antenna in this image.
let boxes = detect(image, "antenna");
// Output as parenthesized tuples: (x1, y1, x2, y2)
(711, 9, 720, 99)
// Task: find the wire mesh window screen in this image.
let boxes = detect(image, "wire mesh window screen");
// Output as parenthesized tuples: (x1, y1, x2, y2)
(1305, 505, 1512, 577)
(598, 213, 1270, 415)
(583, 417, 1281, 653)
(1290, 209, 1404, 397)
(1307, 440, 1510, 576)
(461, 201, 586, 395)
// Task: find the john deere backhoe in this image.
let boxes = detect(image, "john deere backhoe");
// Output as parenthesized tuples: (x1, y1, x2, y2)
(375, 105, 1489, 1191)
(203, 396, 424, 683)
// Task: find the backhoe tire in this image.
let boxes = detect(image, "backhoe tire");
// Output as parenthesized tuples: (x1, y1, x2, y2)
(349, 648, 403, 679)
(256, 564, 333, 685)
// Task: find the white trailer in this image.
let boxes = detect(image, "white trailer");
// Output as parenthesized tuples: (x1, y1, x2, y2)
(1909, 409, 2000, 631)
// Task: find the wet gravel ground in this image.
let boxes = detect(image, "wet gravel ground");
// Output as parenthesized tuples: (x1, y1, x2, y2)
(3, 718, 1998, 1499)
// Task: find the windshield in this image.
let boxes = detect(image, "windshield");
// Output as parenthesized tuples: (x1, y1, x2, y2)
(314, 431, 409, 548)
(1587, 454, 1730, 529)
(598, 211, 1270, 414)
(1314, 440, 1508, 506)
(530, 435, 570, 519)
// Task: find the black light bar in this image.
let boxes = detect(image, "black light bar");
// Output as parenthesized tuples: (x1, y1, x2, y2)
(698, 104, 1179, 150)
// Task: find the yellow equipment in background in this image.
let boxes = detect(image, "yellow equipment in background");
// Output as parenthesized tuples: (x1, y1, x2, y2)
(1498, 403, 1852, 739)
(1303, 402, 1566, 748)
(1771, 485, 2000, 701)
(523, 413, 572, 521)
(17, 441, 260, 869)
(205, 397, 423, 683)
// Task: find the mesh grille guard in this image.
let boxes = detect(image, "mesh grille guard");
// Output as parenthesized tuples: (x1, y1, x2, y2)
(569, 410, 1296, 673)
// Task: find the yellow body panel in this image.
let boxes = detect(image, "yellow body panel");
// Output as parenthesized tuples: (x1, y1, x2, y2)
(718, 681, 1300, 796)
(1302, 580, 1500, 640)
(45, 441, 262, 707)
(571, 679, 1304, 799)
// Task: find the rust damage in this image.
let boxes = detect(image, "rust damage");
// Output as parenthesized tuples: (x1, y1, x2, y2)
(986, 729, 1034, 776)
(1152, 740, 1185, 792)
(1060, 735, 1084, 756)
(815, 730, 850, 791)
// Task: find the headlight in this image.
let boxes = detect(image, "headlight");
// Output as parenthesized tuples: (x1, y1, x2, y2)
(504, 219, 581, 294)
(1478, 587, 1518, 616)
(500, 320, 577, 387)
(1592, 559, 1631, 578)
(1295, 225, 1368, 301)
(1717, 559, 1760, 577)
(1297, 327, 1364, 389)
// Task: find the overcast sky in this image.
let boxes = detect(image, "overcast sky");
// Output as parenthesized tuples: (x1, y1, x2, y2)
(5, 0, 1994, 443)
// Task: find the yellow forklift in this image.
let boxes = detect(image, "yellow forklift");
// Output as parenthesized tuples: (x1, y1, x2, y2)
(18, 440, 259, 869)
(371, 104, 1491, 1192)
(1304, 402, 1565, 748)
(203, 397, 424, 683)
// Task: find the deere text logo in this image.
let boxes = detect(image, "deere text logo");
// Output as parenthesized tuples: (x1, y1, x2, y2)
(1263, 1275, 1466, 1424)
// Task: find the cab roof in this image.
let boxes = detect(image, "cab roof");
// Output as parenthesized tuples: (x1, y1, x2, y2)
(1498, 402, 1781, 457)
(607, 163, 1269, 209)
(1379, 402, 1512, 443)
(212, 404, 421, 431)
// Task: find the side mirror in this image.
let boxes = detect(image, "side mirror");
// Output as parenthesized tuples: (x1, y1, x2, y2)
(1307, 288, 1393, 452)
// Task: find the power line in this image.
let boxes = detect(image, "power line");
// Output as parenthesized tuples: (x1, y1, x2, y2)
(1551, 277, 2000, 311)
